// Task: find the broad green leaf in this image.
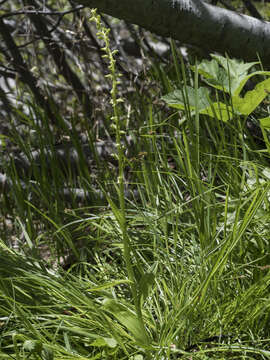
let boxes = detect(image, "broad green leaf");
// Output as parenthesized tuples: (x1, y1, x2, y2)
(102, 298, 148, 345)
(233, 71, 270, 98)
(161, 86, 211, 111)
(162, 87, 234, 121)
(233, 77, 270, 115)
(260, 116, 270, 129)
(164, 55, 270, 123)
(191, 58, 220, 80)
(211, 54, 258, 78)
(193, 55, 256, 94)
(259, 117, 270, 153)
(200, 102, 234, 122)
(194, 59, 229, 92)
(194, 55, 262, 96)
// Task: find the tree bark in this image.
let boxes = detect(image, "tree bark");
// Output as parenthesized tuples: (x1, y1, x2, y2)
(74, 0, 270, 67)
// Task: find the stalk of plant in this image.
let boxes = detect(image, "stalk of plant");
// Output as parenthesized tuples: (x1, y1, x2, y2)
(90, 10, 149, 345)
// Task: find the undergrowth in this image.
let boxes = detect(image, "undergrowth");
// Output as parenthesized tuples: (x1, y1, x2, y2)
(1, 11, 270, 360)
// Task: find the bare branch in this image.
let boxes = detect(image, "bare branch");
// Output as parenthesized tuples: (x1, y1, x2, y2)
(0, 5, 85, 20)
(73, 0, 270, 66)
(22, 0, 92, 117)
(0, 17, 57, 122)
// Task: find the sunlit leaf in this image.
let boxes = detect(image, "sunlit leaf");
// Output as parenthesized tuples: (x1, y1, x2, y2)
(102, 299, 148, 345)
(233, 77, 270, 115)
(161, 86, 211, 111)
(260, 116, 270, 129)
(86, 279, 131, 292)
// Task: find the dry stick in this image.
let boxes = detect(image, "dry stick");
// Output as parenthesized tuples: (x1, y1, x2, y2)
(0, 5, 85, 20)
(0, 18, 56, 122)
(24, 0, 92, 118)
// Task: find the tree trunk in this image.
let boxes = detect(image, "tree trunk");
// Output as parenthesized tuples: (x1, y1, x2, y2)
(75, 0, 270, 66)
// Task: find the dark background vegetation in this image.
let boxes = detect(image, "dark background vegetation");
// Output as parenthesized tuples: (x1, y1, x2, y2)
(1, 0, 270, 236)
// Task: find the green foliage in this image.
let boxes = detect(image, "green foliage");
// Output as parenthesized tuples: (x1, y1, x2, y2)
(1, 19, 270, 360)
(162, 54, 270, 123)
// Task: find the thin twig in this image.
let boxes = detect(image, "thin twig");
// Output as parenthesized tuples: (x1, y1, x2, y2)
(0, 5, 85, 20)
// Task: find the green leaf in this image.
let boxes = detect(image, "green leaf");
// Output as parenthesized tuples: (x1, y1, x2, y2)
(195, 54, 260, 95)
(168, 54, 270, 120)
(42, 346, 54, 360)
(194, 58, 229, 92)
(162, 87, 233, 121)
(259, 117, 270, 153)
(233, 77, 270, 115)
(102, 299, 148, 345)
(86, 279, 131, 292)
(233, 71, 270, 98)
(161, 86, 211, 111)
(138, 272, 155, 305)
(106, 195, 125, 227)
(200, 102, 234, 122)
(16, 218, 34, 250)
(211, 54, 258, 94)
(90, 337, 117, 348)
(212, 54, 258, 78)
(260, 116, 270, 129)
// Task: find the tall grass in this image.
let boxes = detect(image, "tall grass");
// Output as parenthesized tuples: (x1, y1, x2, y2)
(1, 16, 270, 360)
